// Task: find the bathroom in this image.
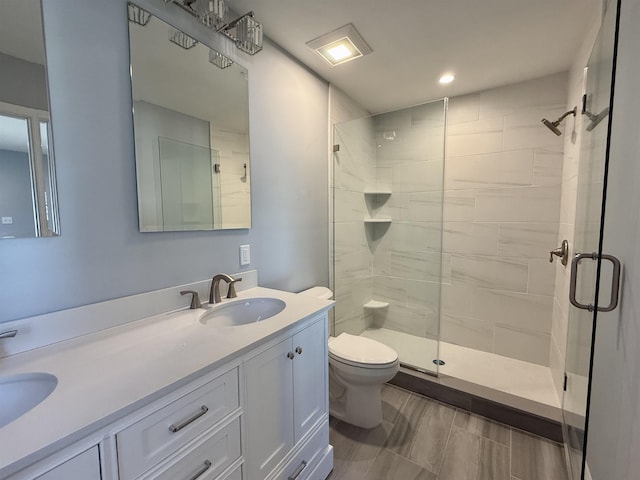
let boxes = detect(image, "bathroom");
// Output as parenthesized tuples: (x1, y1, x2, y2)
(2, 0, 640, 479)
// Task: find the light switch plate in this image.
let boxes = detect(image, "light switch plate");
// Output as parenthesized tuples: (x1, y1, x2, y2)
(240, 244, 250, 266)
(1, 217, 13, 224)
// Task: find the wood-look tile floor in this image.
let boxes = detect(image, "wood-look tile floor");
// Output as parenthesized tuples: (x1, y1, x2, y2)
(328, 385, 569, 480)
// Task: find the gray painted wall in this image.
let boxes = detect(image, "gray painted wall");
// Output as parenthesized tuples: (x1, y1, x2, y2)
(0, 52, 48, 111)
(0, 149, 36, 238)
(0, 0, 329, 323)
(586, 0, 640, 478)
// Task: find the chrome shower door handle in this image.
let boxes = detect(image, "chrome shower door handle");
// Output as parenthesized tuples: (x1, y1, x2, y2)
(569, 252, 621, 312)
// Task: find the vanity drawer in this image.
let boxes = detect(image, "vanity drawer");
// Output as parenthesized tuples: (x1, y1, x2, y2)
(117, 368, 239, 480)
(150, 418, 241, 480)
(273, 421, 328, 480)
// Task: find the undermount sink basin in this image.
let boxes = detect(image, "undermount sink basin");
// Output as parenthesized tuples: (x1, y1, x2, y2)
(200, 298, 286, 327)
(0, 372, 58, 428)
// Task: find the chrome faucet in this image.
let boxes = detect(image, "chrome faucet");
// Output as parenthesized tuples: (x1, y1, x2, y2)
(209, 274, 242, 304)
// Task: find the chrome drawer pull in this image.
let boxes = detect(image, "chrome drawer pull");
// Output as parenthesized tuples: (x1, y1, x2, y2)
(187, 460, 212, 480)
(287, 352, 295, 360)
(169, 405, 209, 433)
(288, 460, 307, 480)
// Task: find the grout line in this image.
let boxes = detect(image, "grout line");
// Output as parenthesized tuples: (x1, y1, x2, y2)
(509, 426, 513, 477)
(435, 406, 457, 475)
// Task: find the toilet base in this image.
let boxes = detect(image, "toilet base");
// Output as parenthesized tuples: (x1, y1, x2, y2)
(329, 365, 387, 429)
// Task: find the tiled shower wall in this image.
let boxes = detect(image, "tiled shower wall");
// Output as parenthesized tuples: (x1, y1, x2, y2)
(441, 73, 568, 366)
(332, 89, 376, 336)
(372, 103, 446, 339)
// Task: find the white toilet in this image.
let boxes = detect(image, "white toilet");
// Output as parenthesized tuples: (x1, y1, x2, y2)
(298, 287, 400, 429)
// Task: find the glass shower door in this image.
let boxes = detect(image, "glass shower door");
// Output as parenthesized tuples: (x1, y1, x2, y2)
(562, 2, 620, 478)
(332, 99, 446, 375)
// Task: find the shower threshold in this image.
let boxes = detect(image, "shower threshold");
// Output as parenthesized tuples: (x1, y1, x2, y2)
(360, 327, 561, 422)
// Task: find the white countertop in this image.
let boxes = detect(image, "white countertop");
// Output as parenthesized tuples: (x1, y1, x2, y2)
(0, 287, 333, 478)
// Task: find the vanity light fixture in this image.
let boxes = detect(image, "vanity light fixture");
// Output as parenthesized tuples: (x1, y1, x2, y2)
(164, 0, 264, 55)
(306, 24, 372, 66)
(128, 4, 151, 26)
(439, 73, 455, 84)
(169, 28, 198, 49)
(209, 48, 234, 68)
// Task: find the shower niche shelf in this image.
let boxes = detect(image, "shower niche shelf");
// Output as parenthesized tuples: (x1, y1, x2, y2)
(363, 300, 390, 309)
(363, 189, 392, 196)
(364, 218, 392, 224)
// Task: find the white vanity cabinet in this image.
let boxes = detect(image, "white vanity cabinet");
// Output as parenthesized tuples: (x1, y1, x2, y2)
(36, 447, 101, 480)
(244, 315, 329, 480)
(115, 367, 242, 480)
(2, 301, 332, 480)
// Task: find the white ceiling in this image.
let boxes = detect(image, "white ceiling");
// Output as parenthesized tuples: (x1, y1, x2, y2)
(226, 0, 601, 113)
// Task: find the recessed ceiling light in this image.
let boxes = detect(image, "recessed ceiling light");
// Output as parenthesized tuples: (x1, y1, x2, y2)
(306, 24, 372, 66)
(439, 73, 455, 84)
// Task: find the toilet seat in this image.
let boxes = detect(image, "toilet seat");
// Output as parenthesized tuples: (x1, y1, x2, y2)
(328, 333, 398, 369)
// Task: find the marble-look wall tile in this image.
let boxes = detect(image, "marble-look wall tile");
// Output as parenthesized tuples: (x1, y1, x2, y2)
(440, 313, 494, 352)
(475, 185, 561, 223)
(528, 259, 556, 296)
(407, 192, 444, 222)
(334, 188, 369, 222)
(533, 148, 564, 186)
(450, 255, 529, 292)
(373, 275, 408, 305)
(497, 222, 559, 259)
(473, 289, 553, 333)
(443, 190, 476, 222)
(392, 161, 444, 193)
(445, 150, 534, 190)
(447, 117, 504, 158)
(443, 222, 499, 255)
(389, 222, 443, 254)
(390, 251, 443, 282)
(334, 222, 368, 257)
(441, 74, 566, 365)
(374, 302, 431, 337)
(441, 283, 478, 318)
(494, 324, 551, 366)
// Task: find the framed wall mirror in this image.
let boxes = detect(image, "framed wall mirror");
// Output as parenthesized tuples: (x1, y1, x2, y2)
(128, 3, 251, 232)
(0, 0, 60, 239)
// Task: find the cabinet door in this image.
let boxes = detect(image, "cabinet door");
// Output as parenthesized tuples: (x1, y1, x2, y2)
(292, 318, 327, 442)
(245, 338, 294, 480)
(37, 447, 101, 480)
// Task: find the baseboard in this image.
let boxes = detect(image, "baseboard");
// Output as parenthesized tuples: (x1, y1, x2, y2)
(311, 445, 333, 480)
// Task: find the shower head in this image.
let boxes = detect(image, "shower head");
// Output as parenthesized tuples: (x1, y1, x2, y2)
(542, 118, 562, 136)
(541, 107, 577, 136)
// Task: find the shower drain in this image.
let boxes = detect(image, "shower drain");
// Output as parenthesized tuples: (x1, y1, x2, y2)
(432, 359, 445, 366)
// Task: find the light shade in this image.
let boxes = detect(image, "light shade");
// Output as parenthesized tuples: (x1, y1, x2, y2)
(306, 23, 372, 66)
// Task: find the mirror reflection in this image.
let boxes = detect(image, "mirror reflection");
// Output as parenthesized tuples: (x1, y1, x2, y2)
(128, 4, 251, 232)
(0, 0, 59, 239)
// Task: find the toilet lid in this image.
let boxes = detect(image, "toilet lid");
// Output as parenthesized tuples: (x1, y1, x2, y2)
(328, 333, 398, 366)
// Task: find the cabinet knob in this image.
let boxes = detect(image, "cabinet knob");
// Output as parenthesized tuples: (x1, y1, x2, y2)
(295, 346, 303, 355)
(287, 352, 295, 360)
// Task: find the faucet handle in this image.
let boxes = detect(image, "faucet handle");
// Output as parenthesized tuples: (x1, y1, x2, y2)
(180, 290, 202, 309)
(227, 277, 243, 299)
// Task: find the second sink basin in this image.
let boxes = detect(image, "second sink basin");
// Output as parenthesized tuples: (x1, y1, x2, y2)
(0, 372, 58, 428)
(200, 298, 286, 327)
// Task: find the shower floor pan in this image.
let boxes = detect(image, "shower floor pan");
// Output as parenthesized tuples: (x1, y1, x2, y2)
(361, 327, 561, 422)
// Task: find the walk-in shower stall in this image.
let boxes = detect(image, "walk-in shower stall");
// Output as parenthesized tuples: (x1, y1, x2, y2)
(332, 70, 571, 417)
